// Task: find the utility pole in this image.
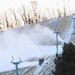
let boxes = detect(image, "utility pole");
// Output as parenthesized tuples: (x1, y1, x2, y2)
(11, 56, 22, 75)
(55, 32, 59, 57)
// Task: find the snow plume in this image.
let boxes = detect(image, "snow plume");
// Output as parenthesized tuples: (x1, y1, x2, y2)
(0, 30, 41, 64)
(0, 24, 63, 63)
(24, 24, 64, 45)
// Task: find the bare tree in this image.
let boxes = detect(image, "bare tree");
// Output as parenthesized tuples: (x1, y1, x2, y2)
(27, 13, 31, 24)
(62, 0, 70, 17)
(56, 1, 62, 18)
(31, 1, 38, 23)
(0, 17, 3, 30)
(56, 0, 71, 18)
(4, 12, 9, 28)
(19, 5, 28, 25)
(10, 8, 20, 27)
(38, 9, 41, 21)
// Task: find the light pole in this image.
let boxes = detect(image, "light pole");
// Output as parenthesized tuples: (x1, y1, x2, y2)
(11, 56, 22, 75)
(55, 32, 59, 56)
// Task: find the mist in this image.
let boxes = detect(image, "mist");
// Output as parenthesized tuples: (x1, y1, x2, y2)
(0, 29, 41, 64)
(0, 24, 63, 64)
(19, 24, 63, 45)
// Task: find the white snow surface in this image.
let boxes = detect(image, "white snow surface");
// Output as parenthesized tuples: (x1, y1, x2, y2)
(0, 45, 62, 72)
(0, 16, 73, 73)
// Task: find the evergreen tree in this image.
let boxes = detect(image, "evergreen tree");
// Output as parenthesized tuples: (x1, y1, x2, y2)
(52, 42, 75, 75)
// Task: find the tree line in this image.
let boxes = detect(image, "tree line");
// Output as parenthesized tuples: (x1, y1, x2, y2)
(0, 0, 73, 31)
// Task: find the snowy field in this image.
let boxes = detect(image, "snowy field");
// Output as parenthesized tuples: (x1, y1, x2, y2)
(0, 15, 73, 73)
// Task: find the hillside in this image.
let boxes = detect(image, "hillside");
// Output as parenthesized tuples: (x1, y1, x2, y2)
(0, 15, 73, 75)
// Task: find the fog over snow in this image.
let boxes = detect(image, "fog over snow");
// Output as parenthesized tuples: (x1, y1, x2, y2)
(18, 24, 63, 45)
(0, 23, 64, 72)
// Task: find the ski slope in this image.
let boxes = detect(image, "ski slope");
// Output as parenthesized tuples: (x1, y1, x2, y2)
(0, 15, 73, 74)
(0, 45, 62, 72)
(64, 16, 73, 43)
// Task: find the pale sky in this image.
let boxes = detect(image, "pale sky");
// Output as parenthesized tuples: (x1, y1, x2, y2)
(0, 0, 75, 14)
(0, 0, 57, 11)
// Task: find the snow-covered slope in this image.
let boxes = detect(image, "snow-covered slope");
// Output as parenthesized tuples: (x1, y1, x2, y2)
(0, 15, 73, 75)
